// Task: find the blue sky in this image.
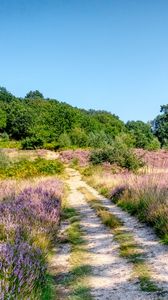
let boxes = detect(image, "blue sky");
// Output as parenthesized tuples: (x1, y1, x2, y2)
(0, 0, 167, 122)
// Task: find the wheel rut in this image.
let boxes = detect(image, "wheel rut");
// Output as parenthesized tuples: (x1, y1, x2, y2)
(65, 168, 168, 299)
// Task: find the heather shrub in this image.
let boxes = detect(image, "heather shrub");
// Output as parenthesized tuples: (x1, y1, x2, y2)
(0, 178, 63, 299)
(109, 176, 168, 243)
(0, 242, 47, 299)
(60, 149, 90, 166)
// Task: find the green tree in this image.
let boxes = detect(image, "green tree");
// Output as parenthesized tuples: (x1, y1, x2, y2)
(70, 128, 88, 147)
(25, 90, 44, 99)
(152, 105, 168, 146)
(6, 101, 34, 139)
(126, 120, 156, 149)
(0, 87, 14, 102)
(0, 108, 7, 130)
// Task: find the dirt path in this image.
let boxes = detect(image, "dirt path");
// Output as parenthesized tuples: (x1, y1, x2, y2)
(65, 168, 168, 299)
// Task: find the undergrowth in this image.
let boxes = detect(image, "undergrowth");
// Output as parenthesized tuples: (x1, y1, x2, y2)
(0, 155, 64, 178)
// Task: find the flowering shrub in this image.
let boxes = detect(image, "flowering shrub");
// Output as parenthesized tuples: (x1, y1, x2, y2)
(59, 149, 90, 166)
(135, 149, 168, 168)
(0, 242, 46, 299)
(0, 178, 63, 299)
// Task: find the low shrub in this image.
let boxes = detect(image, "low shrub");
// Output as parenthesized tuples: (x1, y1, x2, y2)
(90, 144, 143, 171)
(0, 158, 64, 179)
(0, 139, 21, 149)
(0, 178, 63, 299)
(44, 142, 60, 151)
(21, 136, 44, 150)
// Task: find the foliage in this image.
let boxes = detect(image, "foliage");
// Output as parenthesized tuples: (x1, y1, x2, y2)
(25, 90, 44, 99)
(0, 108, 7, 130)
(0, 157, 64, 179)
(0, 132, 9, 141)
(0, 86, 167, 150)
(87, 131, 110, 148)
(58, 132, 72, 148)
(146, 137, 161, 150)
(70, 127, 88, 147)
(0, 87, 127, 147)
(126, 120, 159, 149)
(152, 104, 168, 146)
(6, 100, 34, 139)
(21, 136, 44, 149)
(0, 87, 15, 103)
(0, 139, 21, 149)
(90, 142, 143, 171)
(115, 132, 135, 148)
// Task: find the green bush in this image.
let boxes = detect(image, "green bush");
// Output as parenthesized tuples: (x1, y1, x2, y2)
(70, 128, 88, 147)
(21, 137, 44, 150)
(44, 142, 60, 151)
(87, 131, 109, 148)
(58, 132, 71, 148)
(0, 140, 21, 149)
(146, 137, 161, 150)
(90, 143, 143, 171)
(0, 132, 9, 141)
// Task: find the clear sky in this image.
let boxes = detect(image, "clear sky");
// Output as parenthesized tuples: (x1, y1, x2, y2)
(0, 0, 167, 122)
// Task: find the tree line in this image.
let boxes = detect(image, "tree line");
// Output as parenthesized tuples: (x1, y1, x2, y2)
(0, 87, 167, 150)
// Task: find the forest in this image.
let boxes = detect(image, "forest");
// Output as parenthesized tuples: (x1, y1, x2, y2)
(0, 86, 167, 150)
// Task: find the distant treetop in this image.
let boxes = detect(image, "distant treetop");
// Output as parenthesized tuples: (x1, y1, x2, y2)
(0, 87, 15, 102)
(25, 90, 44, 99)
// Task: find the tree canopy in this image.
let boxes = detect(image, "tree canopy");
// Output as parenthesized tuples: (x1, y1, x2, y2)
(152, 105, 168, 146)
(0, 86, 165, 150)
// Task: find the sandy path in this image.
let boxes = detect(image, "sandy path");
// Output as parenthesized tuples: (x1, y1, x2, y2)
(65, 168, 167, 299)
(81, 174, 168, 293)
